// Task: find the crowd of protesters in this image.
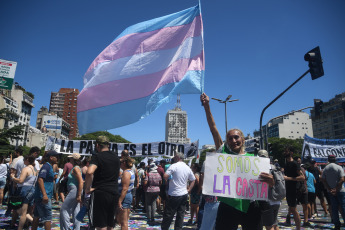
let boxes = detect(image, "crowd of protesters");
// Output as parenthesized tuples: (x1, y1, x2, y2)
(0, 93, 345, 230)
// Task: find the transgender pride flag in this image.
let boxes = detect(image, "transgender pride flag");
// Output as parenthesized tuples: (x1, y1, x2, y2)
(77, 4, 204, 135)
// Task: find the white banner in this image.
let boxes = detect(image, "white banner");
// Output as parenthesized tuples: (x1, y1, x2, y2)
(203, 152, 270, 200)
(302, 134, 345, 163)
(45, 136, 199, 158)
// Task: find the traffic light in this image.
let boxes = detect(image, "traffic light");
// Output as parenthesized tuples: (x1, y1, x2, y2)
(267, 143, 272, 154)
(253, 138, 260, 154)
(314, 99, 323, 117)
(304, 46, 324, 80)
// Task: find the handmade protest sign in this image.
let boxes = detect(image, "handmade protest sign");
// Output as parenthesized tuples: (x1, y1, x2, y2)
(203, 152, 271, 201)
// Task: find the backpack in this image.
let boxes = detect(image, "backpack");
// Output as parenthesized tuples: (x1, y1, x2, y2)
(268, 164, 286, 201)
(296, 167, 308, 195)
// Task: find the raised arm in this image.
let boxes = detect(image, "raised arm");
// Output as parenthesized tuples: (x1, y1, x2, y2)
(200, 93, 223, 150)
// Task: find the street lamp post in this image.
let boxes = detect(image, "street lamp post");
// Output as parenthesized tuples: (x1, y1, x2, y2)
(264, 106, 313, 149)
(211, 95, 239, 135)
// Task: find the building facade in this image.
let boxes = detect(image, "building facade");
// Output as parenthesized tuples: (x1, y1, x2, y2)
(0, 82, 34, 146)
(311, 92, 345, 139)
(49, 88, 79, 139)
(165, 102, 190, 144)
(26, 126, 47, 148)
(254, 111, 313, 142)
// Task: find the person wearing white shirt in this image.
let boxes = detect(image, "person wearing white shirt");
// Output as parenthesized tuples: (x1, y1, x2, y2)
(161, 152, 195, 230)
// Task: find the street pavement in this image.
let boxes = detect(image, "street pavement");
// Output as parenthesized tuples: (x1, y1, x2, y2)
(0, 198, 343, 229)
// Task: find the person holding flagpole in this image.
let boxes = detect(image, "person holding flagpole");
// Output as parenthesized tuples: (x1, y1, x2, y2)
(200, 93, 262, 230)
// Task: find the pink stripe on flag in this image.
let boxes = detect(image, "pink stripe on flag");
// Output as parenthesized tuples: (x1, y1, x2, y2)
(85, 15, 202, 75)
(78, 53, 204, 112)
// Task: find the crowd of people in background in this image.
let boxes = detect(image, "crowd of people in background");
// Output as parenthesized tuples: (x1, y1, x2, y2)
(0, 92, 344, 230)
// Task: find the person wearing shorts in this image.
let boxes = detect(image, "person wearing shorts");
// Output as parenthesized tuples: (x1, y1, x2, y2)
(32, 150, 60, 230)
(85, 136, 120, 229)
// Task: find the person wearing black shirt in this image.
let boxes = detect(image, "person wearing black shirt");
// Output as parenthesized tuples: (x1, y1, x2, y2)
(283, 147, 305, 230)
(310, 160, 329, 216)
(85, 136, 120, 229)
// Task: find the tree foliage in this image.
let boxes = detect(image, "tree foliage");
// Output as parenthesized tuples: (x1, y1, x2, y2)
(74, 131, 130, 143)
(0, 108, 25, 146)
(268, 137, 304, 167)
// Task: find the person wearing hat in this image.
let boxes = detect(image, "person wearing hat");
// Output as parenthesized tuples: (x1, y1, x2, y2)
(85, 135, 120, 230)
(258, 150, 280, 230)
(32, 150, 60, 230)
(60, 153, 83, 230)
(322, 155, 345, 230)
(144, 162, 162, 225)
(273, 159, 280, 169)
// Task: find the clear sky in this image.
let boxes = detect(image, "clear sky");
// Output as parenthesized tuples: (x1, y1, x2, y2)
(1, 0, 344, 147)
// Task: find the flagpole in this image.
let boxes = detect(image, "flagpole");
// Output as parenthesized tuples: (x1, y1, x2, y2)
(199, 0, 205, 94)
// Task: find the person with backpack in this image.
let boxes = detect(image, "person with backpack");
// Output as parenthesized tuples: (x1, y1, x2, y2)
(258, 150, 284, 230)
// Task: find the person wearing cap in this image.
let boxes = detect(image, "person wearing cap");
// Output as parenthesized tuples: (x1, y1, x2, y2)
(322, 155, 345, 230)
(85, 135, 120, 230)
(273, 159, 280, 169)
(200, 93, 261, 230)
(32, 150, 60, 230)
(258, 150, 280, 230)
(161, 152, 195, 230)
(144, 162, 162, 224)
(60, 153, 83, 230)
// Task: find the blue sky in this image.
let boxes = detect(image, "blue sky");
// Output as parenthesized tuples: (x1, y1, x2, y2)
(1, 0, 344, 147)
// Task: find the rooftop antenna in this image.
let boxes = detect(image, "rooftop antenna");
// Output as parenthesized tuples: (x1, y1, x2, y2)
(175, 94, 181, 111)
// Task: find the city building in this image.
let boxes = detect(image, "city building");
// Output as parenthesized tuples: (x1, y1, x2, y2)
(254, 111, 313, 143)
(165, 96, 190, 144)
(36, 106, 49, 130)
(0, 82, 34, 146)
(49, 88, 79, 139)
(311, 92, 345, 139)
(26, 126, 47, 148)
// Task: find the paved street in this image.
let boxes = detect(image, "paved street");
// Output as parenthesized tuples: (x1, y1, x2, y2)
(0, 198, 343, 229)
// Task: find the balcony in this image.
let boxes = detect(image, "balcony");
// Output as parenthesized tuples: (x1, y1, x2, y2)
(23, 94, 34, 107)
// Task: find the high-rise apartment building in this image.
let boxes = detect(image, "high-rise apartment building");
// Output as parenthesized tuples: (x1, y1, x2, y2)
(311, 92, 345, 139)
(254, 111, 313, 142)
(0, 82, 34, 146)
(165, 96, 190, 144)
(49, 88, 79, 139)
